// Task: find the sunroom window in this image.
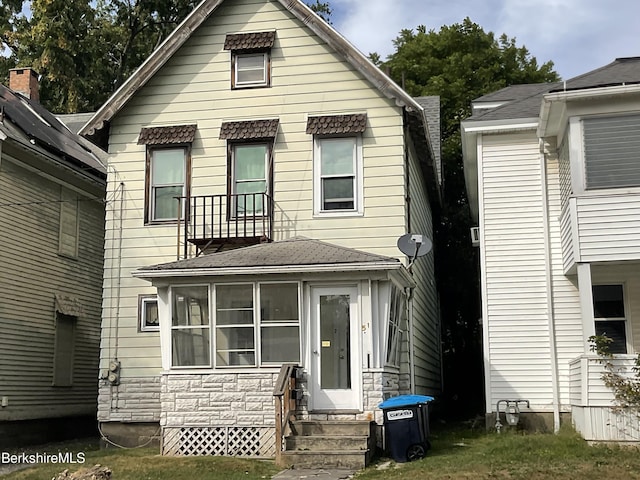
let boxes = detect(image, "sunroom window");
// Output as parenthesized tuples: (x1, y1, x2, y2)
(171, 286, 210, 367)
(214, 282, 300, 367)
(583, 114, 640, 189)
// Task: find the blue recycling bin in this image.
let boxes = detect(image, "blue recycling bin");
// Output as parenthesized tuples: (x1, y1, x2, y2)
(379, 394, 434, 462)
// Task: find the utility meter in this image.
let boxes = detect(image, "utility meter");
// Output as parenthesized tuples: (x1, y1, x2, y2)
(107, 360, 121, 385)
(505, 404, 520, 426)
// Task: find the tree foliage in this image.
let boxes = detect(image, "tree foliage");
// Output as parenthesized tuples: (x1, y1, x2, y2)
(1, 0, 327, 112)
(382, 18, 559, 416)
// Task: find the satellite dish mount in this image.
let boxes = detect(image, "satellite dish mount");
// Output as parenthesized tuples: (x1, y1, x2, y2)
(397, 233, 433, 269)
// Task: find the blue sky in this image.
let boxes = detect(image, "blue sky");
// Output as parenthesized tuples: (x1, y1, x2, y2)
(327, 0, 640, 80)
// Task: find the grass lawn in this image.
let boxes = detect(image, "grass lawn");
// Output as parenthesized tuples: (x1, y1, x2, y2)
(0, 440, 280, 480)
(3, 426, 640, 480)
(357, 424, 640, 480)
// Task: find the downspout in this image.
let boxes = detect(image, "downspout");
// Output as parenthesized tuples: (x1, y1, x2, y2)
(406, 286, 416, 394)
(540, 139, 561, 433)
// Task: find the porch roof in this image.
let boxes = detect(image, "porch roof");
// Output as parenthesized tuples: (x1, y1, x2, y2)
(133, 237, 414, 284)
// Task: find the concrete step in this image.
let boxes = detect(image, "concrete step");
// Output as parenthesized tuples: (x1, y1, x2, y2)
(285, 434, 369, 451)
(280, 450, 369, 470)
(289, 420, 373, 436)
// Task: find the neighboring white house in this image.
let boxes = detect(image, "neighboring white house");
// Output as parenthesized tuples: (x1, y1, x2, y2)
(0, 69, 106, 446)
(80, 0, 442, 459)
(462, 57, 640, 441)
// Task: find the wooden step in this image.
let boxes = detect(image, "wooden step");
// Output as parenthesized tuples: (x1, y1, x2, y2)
(280, 450, 369, 470)
(289, 420, 374, 436)
(286, 434, 369, 451)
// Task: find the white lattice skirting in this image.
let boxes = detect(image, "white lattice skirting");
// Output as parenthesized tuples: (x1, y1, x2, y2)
(162, 426, 276, 457)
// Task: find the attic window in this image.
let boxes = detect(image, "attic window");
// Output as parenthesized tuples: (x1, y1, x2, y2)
(224, 32, 275, 89)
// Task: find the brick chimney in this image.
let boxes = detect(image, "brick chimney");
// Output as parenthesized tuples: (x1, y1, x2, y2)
(9, 68, 40, 102)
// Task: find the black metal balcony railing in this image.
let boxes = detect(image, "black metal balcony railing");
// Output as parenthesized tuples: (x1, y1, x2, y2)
(177, 193, 273, 258)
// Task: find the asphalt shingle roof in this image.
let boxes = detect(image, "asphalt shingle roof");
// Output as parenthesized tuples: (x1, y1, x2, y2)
(138, 124, 197, 145)
(219, 119, 279, 140)
(139, 237, 400, 271)
(305, 114, 367, 135)
(468, 57, 640, 122)
(223, 31, 276, 51)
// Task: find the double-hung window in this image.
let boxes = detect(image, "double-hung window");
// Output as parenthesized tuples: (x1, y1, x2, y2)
(149, 148, 186, 221)
(386, 284, 406, 367)
(307, 114, 366, 216)
(232, 143, 268, 216)
(139, 124, 196, 224)
(593, 284, 628, 354)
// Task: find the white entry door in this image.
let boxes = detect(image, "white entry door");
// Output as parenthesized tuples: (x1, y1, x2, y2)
(310, 286, 361, 410)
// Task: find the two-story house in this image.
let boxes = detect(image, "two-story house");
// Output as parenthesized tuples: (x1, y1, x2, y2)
(80, 0, 442, 465)
(462, 57, 640, 441)
(0, 68, 106, 446)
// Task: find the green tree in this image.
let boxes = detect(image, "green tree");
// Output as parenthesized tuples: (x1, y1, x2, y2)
(307, 0, 332, 23)
(382, 18, 559, 416)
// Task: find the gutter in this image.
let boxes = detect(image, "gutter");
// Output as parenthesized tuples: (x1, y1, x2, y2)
(539, 138, 561, 433)
(133, 261, 417, 286)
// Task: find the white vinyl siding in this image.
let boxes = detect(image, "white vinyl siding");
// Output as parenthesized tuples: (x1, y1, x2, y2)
(480, 133, 553, 407)
(0, 154, 104, 421)
(583, 114, 640, 190)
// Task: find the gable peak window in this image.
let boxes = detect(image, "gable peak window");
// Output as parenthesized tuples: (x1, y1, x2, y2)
(224, 31, 275, 89)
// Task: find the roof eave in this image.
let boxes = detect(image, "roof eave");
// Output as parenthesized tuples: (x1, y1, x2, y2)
(132, 260, 416, 286)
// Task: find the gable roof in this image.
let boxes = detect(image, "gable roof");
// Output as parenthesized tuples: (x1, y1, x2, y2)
(79, 0, 425, 138)
(133, 237, 413, 284)
(0, 85, 106, 180)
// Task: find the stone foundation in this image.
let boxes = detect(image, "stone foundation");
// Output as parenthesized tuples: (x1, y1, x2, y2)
(97, 377, 161, 423)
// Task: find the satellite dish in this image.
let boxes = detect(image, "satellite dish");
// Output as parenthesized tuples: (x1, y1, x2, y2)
(397, 233, 432, 268)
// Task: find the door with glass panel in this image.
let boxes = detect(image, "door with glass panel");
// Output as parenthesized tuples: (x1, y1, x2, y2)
(310, 286, 360, 410)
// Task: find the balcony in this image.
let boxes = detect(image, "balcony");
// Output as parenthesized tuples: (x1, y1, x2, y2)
(178, 193, 273, 258)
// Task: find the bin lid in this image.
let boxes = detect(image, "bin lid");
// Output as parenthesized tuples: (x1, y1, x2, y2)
(378, 394, 434, 409)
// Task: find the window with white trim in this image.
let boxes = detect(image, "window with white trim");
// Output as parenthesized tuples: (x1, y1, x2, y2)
(314, 136, 362, 214)
(171, 286, 210, 367)
(583, 114, 640, 190)
(593, 284, 628, 354)
(386, 284, 406, 367)
(215, 282, 300, 367)
(233, 52, 270, 88)
(139, 295, 159, 332)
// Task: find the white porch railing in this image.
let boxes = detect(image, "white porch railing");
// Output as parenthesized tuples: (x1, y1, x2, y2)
(569, 354, 640, 442)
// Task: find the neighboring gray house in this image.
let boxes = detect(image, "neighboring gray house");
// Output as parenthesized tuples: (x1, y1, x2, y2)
(462, 57, 640, 441)
(0, 68, 106, 446)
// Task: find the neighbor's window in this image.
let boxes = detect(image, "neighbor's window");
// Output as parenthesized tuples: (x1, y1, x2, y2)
(146, 147, 189, 222)
(53, 313, 76, 386)
(386, 285, 406, 367)
(231, 143, 269, 216)
(171, 286, 210, 367)
(139, 295, 159, 332)
(593, 284, 628, 354)
(314, 137, 362, 214)
(583, 114, 640, 190)
(58, 187, 79, 258)
(215, 282, 300, 367)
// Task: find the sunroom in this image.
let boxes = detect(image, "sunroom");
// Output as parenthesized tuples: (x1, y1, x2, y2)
(132, 237, 415, 456)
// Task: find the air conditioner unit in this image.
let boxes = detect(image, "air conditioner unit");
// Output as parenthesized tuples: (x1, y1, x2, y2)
(470, 227, 480, 247)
